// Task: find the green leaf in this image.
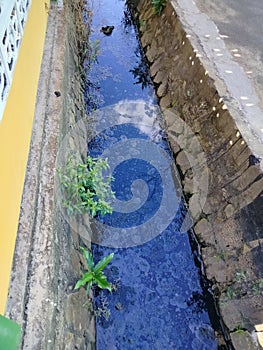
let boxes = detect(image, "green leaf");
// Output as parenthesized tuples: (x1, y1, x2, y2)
(94, 253, 114, 273)
(74, 279, 85, 290)
(74, 271, 93, 289)
(58, 155, 115, 217)
(80, 271, 94, 283)
(86, 281, 93, 294)
(95, 274, 112, 292)
(80, 247, 94, 270)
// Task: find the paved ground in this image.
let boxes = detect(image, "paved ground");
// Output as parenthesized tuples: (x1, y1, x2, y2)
(196, 0, 263, 110)
(172, 0, 263, 161)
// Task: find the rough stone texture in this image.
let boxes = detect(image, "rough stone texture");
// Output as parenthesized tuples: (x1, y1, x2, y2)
(136, 0, 263, 349)
(176, 150, 191, 174)
(231, 332, 260, 350)
(6, 2, 95, 349)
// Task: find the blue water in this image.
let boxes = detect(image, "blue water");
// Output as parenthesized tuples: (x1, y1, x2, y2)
(85, 0, 218, 349)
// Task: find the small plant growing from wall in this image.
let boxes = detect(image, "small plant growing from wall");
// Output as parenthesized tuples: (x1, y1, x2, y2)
(94, 293, 111, 320)
(251, 278, 263, 295)
(152, 0, 167, 16)
(86, 39, 100, 64)
(58, 155, 115, 217)
(75, 247, 114, 293)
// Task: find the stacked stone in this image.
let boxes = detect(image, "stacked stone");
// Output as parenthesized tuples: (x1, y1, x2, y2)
(136, 1, 263, 349)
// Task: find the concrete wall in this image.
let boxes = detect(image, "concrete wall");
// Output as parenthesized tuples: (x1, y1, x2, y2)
(6, 2, 95, 349)
(136, 1, 263, 349)
(0, 0, 50, 314)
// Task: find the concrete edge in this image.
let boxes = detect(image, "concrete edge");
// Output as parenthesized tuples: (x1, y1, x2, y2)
(6, 4, 67, 348)
(170, 0, 263, 165)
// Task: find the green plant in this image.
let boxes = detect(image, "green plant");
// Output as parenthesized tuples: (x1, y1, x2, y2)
(251, 279, 263, 295)
(152, 0, 167, 16)
(171, 100, 178, 108)
(95, 294, 111, 320)
(83, 299, 93, 311)
(225, 285, 242, 300)
(214, 250, 228, 262)
(89, 39, 100, 63)
(233, 324, 246, 335)
(74, 247, 114, 293)
(235, 270, 248, 283)
(111, 278, 121, 292)
(58, 155, 115, 217)
(139, 19, 146, 32)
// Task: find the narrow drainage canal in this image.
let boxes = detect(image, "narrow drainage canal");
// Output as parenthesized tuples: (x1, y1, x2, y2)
(85, 0, 220, 349)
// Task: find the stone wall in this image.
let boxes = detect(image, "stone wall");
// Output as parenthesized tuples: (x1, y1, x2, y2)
(136, 1, 263, 349)
(6, 2, 95, 349)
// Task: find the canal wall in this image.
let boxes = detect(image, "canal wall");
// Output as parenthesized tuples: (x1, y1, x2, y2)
(5, 0, 262, 349)
(136, 0, 263, 349)
(0, 0, 50, 315)
(6, 2, 95, 349)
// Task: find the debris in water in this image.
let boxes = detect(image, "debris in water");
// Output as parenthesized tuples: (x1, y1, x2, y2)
(101, 25, 115, 35)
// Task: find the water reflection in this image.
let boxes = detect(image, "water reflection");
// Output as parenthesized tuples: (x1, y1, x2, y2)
(84, 0, 153, 110)
(130, 58, 152, 89)
(84, 0, 219, 349)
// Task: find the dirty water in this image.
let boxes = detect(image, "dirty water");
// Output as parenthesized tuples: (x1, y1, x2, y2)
(84, 0, 219, 349)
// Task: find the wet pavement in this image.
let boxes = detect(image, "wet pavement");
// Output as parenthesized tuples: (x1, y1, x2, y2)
(171, 0, 263, 161)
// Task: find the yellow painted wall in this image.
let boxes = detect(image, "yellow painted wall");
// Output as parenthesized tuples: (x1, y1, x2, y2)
(0, 0, 50, 314)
